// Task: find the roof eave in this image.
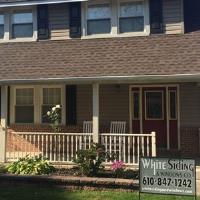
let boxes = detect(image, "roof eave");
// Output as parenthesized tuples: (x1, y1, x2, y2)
(1, 73, 200, 85)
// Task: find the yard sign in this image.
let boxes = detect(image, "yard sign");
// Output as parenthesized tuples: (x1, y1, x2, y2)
(139, 157, 196, 199)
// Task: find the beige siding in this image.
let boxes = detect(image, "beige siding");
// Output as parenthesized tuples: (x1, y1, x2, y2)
(76, 84, 130, 132)
(163, 0, 184, 34)
(180, 83, 200, 127)
(99, 85, 129, 127)
(48, 3, 70, 40)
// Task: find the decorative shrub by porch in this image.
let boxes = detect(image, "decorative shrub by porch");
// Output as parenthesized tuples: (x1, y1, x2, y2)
(0, 164, 7, 174)
(74, 143, 114, 177)
(7, 155, 55, 175)
(111, 161, 125, 178)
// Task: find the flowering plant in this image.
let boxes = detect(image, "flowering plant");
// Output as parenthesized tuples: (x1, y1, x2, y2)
(111, 160, 125, 178)
(47, 105, 61, 133)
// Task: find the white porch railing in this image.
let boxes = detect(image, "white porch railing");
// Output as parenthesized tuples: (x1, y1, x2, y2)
(6, 132, 156, 165)
(101, 132, 156, 165)
(6, 132, 93, 163)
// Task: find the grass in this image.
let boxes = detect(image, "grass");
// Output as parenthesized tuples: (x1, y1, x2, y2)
(0, 186, 197, 200)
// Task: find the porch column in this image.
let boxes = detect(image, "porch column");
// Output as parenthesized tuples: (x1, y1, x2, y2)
(0, 86, 8, 162)
(92, 83, 99, 143)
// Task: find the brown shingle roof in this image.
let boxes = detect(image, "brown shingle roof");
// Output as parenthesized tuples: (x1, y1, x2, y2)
(0, 32, 200, 82)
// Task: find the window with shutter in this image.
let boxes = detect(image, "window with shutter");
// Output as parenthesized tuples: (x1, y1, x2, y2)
(15, 88, 34, 123)
(12, 12, 33, 38)
(42, 88, 61, 123)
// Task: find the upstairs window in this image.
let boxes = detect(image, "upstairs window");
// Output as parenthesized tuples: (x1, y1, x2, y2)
(87, 4, 111, 35)
(0, 15, 4, 39)
(119, 1, 144, 33)
(15, 88, 34, 123)
(12, 12, 33, 38)
(42, 88, 62, 123)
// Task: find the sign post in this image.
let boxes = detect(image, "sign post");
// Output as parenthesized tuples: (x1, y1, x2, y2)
(139, 157, 196, 199)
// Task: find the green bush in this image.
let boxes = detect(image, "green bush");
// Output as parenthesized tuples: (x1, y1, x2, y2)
(0, 164, 7, 174)
(73, 143, 113, 177)
(7, 155, 55, 175)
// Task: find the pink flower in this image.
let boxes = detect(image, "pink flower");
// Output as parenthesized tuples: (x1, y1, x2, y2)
(111, 161, 124, 171)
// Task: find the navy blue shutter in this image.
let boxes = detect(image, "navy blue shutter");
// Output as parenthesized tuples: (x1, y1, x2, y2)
(184, 0, 200, 33)
(150, 0, 163, 34)
(37, 5, 49, 40)
(66, 85, 77, 125)
(69, 2, 81, 38)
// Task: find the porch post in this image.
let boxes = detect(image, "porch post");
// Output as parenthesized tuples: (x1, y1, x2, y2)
(92, 83, 99, 143)
(0, 86, 8, 162)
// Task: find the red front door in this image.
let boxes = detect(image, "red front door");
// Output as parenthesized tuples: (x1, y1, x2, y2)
(132, 86, 178, 149)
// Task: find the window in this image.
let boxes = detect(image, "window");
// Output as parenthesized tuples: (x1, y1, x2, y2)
(145, 91, 163, 119)
(169, 91, 177, 119)
(87, 4, 111, 35)
(12, 12, 33, 38)
(133, 91, 140, 119)
(42, 88, 61, 123)
(0, 15, 4, 39)
(15, 88, 34, 123)
(119, 1, 144, 33)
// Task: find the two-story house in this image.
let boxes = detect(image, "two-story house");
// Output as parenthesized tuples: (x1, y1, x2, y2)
(0, 0, 200, 166)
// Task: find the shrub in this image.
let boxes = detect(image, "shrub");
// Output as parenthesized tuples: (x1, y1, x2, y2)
(0, 164, 7, 174)
(74, 143, 113, 177)
(111, 161, 125, 178)
(7, 155, 55, 175)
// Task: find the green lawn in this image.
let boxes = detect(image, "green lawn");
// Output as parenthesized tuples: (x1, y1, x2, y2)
(0, 186, 197, 200)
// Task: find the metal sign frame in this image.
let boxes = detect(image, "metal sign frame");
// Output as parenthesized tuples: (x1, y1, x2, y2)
(139, 157, 197, 200)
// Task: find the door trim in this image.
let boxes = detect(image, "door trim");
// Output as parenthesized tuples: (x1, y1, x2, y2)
(129, 84, 180, 151)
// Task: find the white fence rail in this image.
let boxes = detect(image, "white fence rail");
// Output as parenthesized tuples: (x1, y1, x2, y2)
(6, 132, 93, 163)
(101, 132, 156, 165)
(6, 132, 156, 165)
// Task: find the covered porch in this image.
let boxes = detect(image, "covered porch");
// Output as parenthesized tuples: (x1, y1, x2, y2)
(1, 82, 199, 166)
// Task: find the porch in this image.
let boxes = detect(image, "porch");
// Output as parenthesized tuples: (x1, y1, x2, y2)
(0, 82, 200, 166)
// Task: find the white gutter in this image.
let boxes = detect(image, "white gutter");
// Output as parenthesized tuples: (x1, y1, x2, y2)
(0, 0, 87, 8)
(1, 73, 200, 84)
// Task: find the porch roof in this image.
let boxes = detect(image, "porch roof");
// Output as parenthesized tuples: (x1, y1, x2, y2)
(1, 32, 200, 84)
(0, 0, 87, 7)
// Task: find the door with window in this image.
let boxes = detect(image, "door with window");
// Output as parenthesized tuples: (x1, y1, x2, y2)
(131, 86, 178, 149)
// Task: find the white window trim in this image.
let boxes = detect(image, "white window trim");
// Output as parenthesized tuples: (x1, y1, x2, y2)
(40, 85, 65, 125)
(11, 86, 35, 124)
(82, 0, 150, 39)
(0, 6, 37, 43)
(10, 84, 66, 125)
